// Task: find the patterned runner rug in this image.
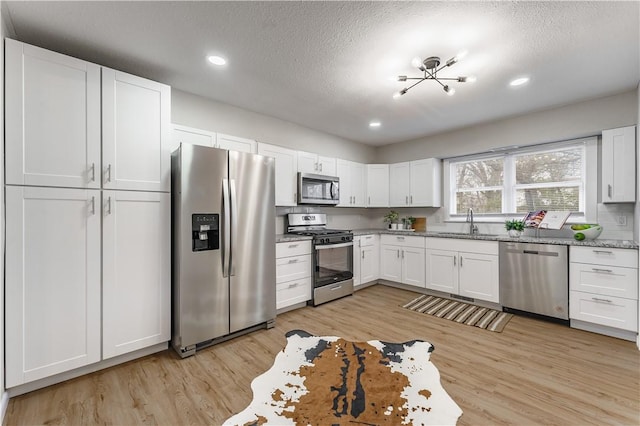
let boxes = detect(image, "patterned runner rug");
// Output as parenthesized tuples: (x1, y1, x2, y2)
(403, 294, 513, 332)
(224, 329, 462, 425)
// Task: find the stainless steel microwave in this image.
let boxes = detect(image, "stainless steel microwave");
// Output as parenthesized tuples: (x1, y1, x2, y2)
(297, 173, 340, 205)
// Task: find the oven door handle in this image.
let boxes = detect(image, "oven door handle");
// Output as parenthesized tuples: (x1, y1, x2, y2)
(315, 242, 353, 250)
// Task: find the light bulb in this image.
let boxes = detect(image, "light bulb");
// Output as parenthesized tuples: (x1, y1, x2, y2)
(207, 55, 227, 66)
(411, 57, 422, 68)
(467, 75, 477, 83)
(397, 75, 407, 82)
(393, 92, 401, 99)
(444, 85, 455, 96)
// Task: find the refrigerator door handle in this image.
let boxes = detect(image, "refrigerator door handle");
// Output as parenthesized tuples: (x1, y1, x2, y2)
(222, 178, 231, 277)
(229, 178, 238, 276)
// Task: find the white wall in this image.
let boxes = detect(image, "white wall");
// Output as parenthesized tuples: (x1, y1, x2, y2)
(172, 89, 376, 164)
(376, 90, 638, 162)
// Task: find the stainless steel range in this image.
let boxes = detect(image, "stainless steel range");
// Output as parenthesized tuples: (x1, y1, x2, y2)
(287, 213, 354, 306)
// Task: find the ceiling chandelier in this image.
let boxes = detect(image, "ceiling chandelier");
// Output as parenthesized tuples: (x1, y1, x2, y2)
(394, 53, 475, 98)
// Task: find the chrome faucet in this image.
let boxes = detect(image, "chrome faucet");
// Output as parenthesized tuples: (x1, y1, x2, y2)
(466, 208, 478, 235)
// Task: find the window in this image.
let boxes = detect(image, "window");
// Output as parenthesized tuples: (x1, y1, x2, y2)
(445, 138, 596, 221)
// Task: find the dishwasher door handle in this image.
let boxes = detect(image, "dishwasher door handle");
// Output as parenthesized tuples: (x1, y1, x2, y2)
(521, 250, 559, 257)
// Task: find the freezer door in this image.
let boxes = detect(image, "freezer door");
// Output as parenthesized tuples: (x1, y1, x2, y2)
(228, 150, 276, 333)
(172, 144, 230, 350)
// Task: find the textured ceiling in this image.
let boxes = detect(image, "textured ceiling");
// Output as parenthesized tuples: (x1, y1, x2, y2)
(4, 1, 640, 146)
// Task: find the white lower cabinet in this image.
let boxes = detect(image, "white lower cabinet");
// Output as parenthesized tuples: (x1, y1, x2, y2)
(102, 191, 171, 359)
(426, 238, 499, 303)
(5, 186, 171, 387)
(5, 186, 102, 387)
(569, 246, 638, 333)
(380, 235, 425, 288)
(353, 235, 379, 287)
(276, 241, 312, 310)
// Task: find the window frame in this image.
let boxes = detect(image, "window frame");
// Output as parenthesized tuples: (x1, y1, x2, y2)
(443, 136, 598, 223)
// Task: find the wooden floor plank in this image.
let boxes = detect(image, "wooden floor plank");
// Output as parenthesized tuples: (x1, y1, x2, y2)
(4, 284, 639, 425)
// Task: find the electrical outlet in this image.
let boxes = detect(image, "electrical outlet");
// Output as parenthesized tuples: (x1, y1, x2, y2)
(615, 215, 627, 226)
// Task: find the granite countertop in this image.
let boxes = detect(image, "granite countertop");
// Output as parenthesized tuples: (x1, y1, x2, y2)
(350, 229, 639, 249)
(277, 229, 638, 249)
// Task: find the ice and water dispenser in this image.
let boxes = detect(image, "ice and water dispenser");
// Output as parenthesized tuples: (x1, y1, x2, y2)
(192, 214, 219, 252)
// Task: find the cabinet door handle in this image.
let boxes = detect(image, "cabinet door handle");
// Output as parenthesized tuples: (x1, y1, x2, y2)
(608, 184, 612, 198)
(106, 196, 112, 215)
(410, 195, 413, 204)
(405, 196, 408, 204)
(592, 268, 613, 273)
(401, 250, 404, 259)
(368, 196, 371, 205)
(288, 244, 298, 248)
(319, 163, 323, 172)
(89, 163, 95, 182)
(460, 256, 463, 267)
(294, 192, 297, 201)
(105, 164, 112, 183)
(397, 236, 404, 240)
(592, 250, 613, 254)
(288, 282, 299, 289)
(288, 259, 299, 264)
(362, 251, 365, 259)
(90, 196, 95, 215)
(453, 256, 456, 266)
(397, 250, 400, 258)
(592, 297, 612, 303)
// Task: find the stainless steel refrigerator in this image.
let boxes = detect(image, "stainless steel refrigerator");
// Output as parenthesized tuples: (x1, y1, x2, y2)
(171, 144, 276, 358)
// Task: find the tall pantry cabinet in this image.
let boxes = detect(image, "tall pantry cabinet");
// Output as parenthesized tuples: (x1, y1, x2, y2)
(4, 39, 171, 388)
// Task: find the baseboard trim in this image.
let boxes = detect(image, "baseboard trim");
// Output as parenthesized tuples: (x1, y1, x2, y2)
(570, 320, 638, 342)
(0, 390, 10, 423)
(7, 342, 168, 397)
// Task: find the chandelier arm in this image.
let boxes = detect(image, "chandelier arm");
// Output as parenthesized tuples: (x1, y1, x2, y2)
(404, 78, 428, 92)
(435, 77, 464, 81)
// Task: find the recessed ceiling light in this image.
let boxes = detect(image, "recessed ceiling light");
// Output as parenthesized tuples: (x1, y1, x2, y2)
(207, 55, 227, 66)
(510, 77, 530, 87)
(369, 121, 381, 128)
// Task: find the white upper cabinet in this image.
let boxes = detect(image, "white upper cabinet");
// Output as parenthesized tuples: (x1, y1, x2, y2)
(389, 162, 411, 206)
(102, 191, 170, 359)
(367, 164, 389, 207)
(170, 124, 216, 154)
(389, 159, 441, 207)
(5, 39, 101, 189)
(170, 125, 256, 156)
(217, 133, 257, 153)
(102, 68, 171, 192)
(602, 126, 636, 203)
(410, 158, 442, 207)
(5, 40, 171, 193)
(258, 143, 298, 206)
(297, 151, 336, 176)
(337, 159, 366, 207)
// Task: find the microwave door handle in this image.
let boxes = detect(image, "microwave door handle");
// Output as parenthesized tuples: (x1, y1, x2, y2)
(330, 181, 337, 199)
(222, 178, 231, 277)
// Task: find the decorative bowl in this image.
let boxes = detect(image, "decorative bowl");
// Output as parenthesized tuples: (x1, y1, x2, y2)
(570, 224, 603, 241)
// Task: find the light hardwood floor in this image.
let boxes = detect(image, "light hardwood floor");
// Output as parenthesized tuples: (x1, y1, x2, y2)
(4, 284, 640, 425)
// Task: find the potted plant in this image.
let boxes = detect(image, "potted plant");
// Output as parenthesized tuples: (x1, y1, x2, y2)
(383, 210, 399, 229)
(404, 216, 416, 230)
(505, 219, 525, 237)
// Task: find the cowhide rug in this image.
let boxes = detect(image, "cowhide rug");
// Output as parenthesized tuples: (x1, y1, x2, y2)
(224, 330, 462, 425)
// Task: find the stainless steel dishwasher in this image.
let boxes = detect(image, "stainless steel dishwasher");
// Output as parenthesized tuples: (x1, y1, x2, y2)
(499, 242, 569, 320)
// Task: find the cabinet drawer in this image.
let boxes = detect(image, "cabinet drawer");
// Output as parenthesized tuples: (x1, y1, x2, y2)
(276, 240, 311, 258)
(426, 237, 498, 255)
(276, 254, 311, 283)
(570, 291, 638, 331)
(570, 263, 638, 299)
(276, 277, 311, 310)
(359, 234, 378, 247)
(570, 246, 638, 268)
(380, 234, 425, 248)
